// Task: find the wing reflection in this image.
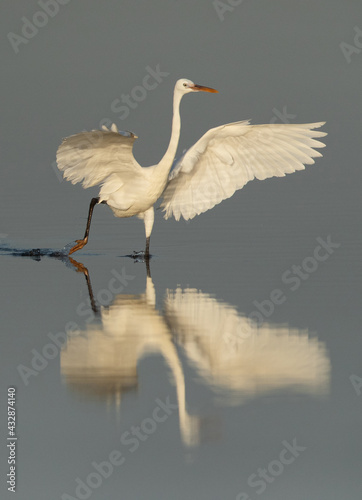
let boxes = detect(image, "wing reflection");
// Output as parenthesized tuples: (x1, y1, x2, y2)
(165, 288, 330, 405)
(61, 260, 330, 447)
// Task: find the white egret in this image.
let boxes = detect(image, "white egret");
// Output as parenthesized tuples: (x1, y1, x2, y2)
(56, 78, 326, 257)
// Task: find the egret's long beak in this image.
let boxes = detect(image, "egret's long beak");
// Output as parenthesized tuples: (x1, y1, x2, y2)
(191, 84, 218, 93)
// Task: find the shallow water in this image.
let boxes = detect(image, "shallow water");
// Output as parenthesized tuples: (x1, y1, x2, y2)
(1, 187, 362, 499)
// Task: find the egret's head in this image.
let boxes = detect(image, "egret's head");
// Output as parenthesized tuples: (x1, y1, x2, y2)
(176, 78, 218, 94)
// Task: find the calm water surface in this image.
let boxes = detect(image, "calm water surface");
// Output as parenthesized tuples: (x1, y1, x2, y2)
(1, 183, 361, 499)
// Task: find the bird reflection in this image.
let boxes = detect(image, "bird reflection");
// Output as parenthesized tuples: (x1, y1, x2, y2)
(165, 289, 330, 405)
(63, 258, 200, 447)
(61, 259, 330, 447)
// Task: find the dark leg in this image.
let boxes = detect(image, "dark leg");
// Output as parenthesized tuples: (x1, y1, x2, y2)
(69, 197, 99, 255)
(145, 255, 151, 278)
(69, 257, 98, 314)
(145, 236, 150, 260)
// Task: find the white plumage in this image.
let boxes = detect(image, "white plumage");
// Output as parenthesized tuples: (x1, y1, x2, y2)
(56, 78, 326, 256)
(162, 120, 326, 221)
(57, 129, 140, 189)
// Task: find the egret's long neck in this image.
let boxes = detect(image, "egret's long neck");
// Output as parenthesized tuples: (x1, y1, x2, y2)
(156, 90, 182, 177)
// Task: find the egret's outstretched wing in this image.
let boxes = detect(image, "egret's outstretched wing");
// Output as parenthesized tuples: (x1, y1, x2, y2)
(56, 124, 142, 188)
(161, 121, 327, 221)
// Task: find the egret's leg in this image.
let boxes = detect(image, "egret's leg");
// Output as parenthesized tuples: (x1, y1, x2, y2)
(145, 236, 150, 258)
(143, 207, 154, 259)
(145, 254, 151, 277)
(69, 197, 99, 255)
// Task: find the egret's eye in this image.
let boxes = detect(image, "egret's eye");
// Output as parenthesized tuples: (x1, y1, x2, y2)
(183, 82, 188, 87)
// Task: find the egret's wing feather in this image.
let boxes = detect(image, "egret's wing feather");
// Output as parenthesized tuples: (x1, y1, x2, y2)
(161, 121, 327, 221)
(56, 125, 142, 188)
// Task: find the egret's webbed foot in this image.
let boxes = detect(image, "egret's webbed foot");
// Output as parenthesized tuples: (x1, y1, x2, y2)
(69, 238, 88, 255)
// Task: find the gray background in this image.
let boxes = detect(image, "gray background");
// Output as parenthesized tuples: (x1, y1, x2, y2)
(1, 1, 362, 499)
